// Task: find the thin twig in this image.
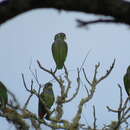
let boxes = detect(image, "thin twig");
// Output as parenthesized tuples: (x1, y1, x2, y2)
(37, 60, 62, 86)
(29, 64, 41, 87)
(65, 69, 80, 103)
(96, 59, 115, 84)
(76, 19, 119, 27)
(117, 84, 123, 123)
(79, 49, 92, 72)
(106, 106, 119, 113)
(23, 94, 33, 109)
(84, 84, 89, 96)
(93, 62, 100, 82)
(82, 68, 92, 86)
(63, 66, 72, 101)
(71, 60, 115, 129)
(93, 105, 97, 130)
(22, 73, 30, 92)
(106, 84, 130, 129)
(7, 89, 20, 108)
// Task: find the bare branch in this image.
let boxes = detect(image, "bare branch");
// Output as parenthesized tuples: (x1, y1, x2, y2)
(22, 73, 30, 92)
(84, 84, 90, 96)
(93, 105, 97, 130)
(79, 49, 91, 72)
(71, 60, 115, 129)
(29, 64, 41, 88)
(76, 19, 119, 27)
(106, 106, 119, 113)
(37, 60, 62, 86)
(65, 69, 80, 103)
(93, 62, 100, 82)
(96, 59, 115, 84)
(63, 66, 72, 99)
(1, 0, 130, 26)
(118, 84, 123, 111)
(22, 109, 67, 129)
(0, 109, 29, 130)
(22, 74, 35, 109)
(7, 89, 20, 108)
(106, 84, 130, 129)
(22, 76, 53, 120)
(83, 68, 92, 86)
(29, 65, 42, 96)
(23, 94, 33, 109)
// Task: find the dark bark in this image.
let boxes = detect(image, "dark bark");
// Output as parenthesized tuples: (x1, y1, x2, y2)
(0, 0, 130, 25)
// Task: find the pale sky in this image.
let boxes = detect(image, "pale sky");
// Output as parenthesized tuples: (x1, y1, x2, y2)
(0, 9, 130, 129)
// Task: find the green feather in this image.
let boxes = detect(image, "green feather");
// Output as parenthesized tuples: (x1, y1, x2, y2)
(38, 82, 55, 119)
(124, 66, 130, 96)
(40, 89, 54, 108)
(0, 81, 8, 109)
(52, 33, 68, 69)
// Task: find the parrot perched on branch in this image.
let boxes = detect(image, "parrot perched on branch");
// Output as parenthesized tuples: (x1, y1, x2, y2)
(38, 82, 55, 119)
(123, 66, 130, 97)
(52, 32, 68, 70)
(0, 81, 8, 110)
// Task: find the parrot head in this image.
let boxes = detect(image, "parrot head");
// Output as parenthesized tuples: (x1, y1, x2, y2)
(54, 32, 66, 40)
(126, 65, 130, 74)
(43, 82, 53, 90)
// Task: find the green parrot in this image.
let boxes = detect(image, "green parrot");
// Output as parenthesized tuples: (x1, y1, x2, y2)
(123, 66, 130, 96)
(38, 82, 55, 119)
(52, 32, 68, 70)
(0, 81, 8, 110)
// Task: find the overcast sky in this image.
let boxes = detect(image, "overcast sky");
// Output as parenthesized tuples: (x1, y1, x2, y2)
(0, 9, 130, 129)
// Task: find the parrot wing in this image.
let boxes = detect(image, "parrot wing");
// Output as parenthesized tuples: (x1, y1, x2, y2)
(38, 91, 55, 119)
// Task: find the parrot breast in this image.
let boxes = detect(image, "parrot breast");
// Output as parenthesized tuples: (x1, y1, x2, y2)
(52, 39, 68, 69)
(0, 82, 8, 109)
(124, 73, 130, 96)
(38, 87, 55, 119)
